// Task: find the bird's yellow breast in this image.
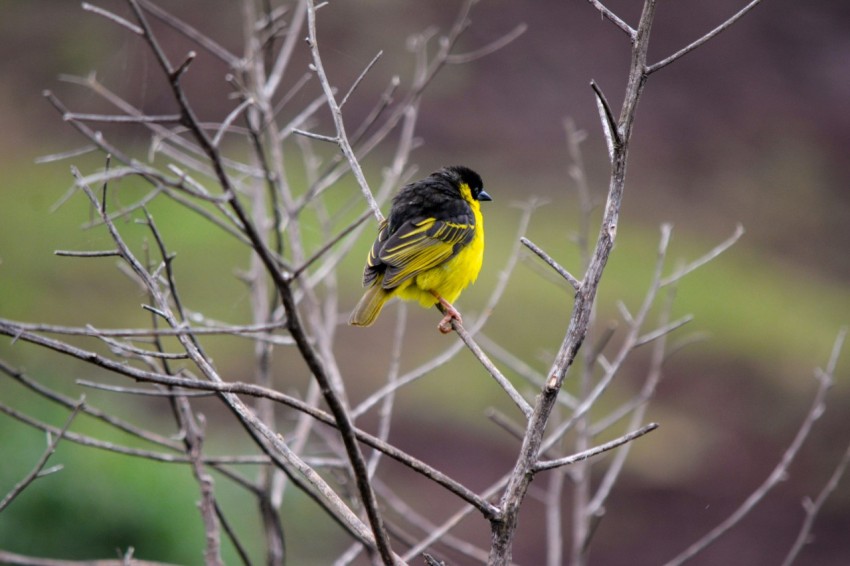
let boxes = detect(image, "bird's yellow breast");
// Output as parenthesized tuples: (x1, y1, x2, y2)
(397, 184, 485, 307)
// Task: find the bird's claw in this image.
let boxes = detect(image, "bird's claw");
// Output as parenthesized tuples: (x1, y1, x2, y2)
(437, 306, 462, 334)
(432, 292, 462, 334)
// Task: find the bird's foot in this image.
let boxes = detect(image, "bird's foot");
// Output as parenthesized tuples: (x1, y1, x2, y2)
(433, 293, 462, 334)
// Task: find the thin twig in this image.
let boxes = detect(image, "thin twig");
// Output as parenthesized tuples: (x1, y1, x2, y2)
(292, 210, 372, 279)
(0, 398, 85, 512)
(446, 23, 528, 64)
(538, 224, 675, 498)
(305, 0, 383, 224)
(137, 0, 239, 66)
(82, 2, 143, 35)
(521, 237, 581, 290)
(663, 331, 842, 566)
(453, 322, 532, 419)
(588, 286, 677, 518)
(0, 549, 181, 566)
(291, 128, 338, 143)
(0, 318, 289, 339)
(535, 423, 659, 472)
(54, 249, 120, 258)
(633, 315, 692, 348)
(660, 223, 744, 286)
(340, 50, 383, 108)
(76, 379, 211, 397)
(647, 0, 765, 75)
(444, 201, 541, 418)
(590, 80, 620, 160)
(585, 0, 636, 38)
(35, 144, 97, 164)
(63, 112, 182, 123)
(781, 440, 850, 566)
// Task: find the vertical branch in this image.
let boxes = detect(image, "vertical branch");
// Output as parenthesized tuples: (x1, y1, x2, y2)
(489, 3, 657, 564)
(366, 304, 407, 478)
(238, 5, 287, 563)
(305, 0, 383, 223)
(545, 434, 567, 566)
(566, 117, 598, 566)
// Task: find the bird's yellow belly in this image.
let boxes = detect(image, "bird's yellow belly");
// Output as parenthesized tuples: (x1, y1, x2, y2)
(397, 223, 485, 308)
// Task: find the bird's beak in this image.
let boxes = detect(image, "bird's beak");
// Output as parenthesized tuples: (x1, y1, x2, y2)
(477, 190, 493, 202)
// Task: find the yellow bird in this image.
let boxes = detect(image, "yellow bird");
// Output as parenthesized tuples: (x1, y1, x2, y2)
(349, 166, 491, 333)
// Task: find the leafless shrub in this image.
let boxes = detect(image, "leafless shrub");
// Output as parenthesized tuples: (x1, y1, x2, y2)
(0, 1, 846, 565)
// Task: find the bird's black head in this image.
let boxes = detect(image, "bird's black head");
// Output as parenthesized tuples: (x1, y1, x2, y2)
(439, 165, 491, 202)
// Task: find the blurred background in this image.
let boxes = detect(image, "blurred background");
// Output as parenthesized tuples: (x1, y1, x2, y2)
(0, 1, 848, 564)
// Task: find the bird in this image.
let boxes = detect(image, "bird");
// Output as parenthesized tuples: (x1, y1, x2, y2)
(349, 165, 491, 333)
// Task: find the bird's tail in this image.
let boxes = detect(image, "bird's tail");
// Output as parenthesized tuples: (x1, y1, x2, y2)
(349, 283, 391, 327)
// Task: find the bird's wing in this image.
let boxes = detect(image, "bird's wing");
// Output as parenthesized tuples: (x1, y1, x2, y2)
(362, 219, 390, 287)
(378, 216, 475, 289)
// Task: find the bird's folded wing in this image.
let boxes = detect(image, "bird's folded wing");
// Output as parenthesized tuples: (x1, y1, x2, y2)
(379, 217, 475, 289)
(363, 219, 390, 287)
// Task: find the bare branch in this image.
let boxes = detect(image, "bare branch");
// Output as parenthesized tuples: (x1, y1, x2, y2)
(663, 332, 842, 566)
(34, 144, 98, 164)
(0, 398, 257, 464)
(341, 50, 383, 108)
(453, 321, 533, 419)
(137, 0, 239, 66)
(291, 128, 338, 143)
(54, 249, 120, 258)
(521, 237, 582, 290)
(0, 549, 181, 566)
(782, 441, 850, 566)
(212, 97, 254, 147)
(648, 0, 765, 75)
(591, 80, 620, 160)
(446, 23, 528, 64)
(76, 380, 211, 397)
(585, 0, 636, 38)
(488, 2, 661, 542)
(0, 397, 85, 512)
(82, 2, 143, 35)
(292, 210, 371, 279)
(8, 1, 820, 563)
(0, 318, 289, 340)
(534, 423, 659, 472)
(589, 286, 677, 518)
(633, 315, 693, 348)
(263, 0, 308, 98)
(305, 0, 383, 224)
(63, 112, 182, 123)
(660, 223, 744, 286)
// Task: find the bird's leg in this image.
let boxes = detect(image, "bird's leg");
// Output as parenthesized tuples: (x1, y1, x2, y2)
(432, 291, 462, 334)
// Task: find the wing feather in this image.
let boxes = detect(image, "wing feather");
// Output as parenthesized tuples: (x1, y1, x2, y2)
(362, 220, 389, 287)
(379, 217, 475, 289)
